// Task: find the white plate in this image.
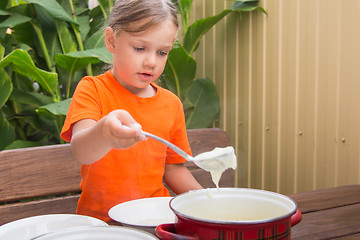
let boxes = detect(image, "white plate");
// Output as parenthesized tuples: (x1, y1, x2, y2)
(31, 226, 158, 240)
(0, 214, 108, 240)
(108, 197, 175, 228)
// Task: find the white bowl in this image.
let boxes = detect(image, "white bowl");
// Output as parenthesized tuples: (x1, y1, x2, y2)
(108, 197, 175, 233)
(0, 214, 108, 240)
(31, 226, 158, 240)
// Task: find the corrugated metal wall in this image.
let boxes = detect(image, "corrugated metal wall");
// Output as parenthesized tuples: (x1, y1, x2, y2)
(191, 0, 360, 194)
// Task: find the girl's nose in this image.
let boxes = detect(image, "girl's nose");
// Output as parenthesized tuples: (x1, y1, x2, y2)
(144, 53, 156, 68)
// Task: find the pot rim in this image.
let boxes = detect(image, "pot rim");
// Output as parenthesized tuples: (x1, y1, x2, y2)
(170, 188, 298, 225)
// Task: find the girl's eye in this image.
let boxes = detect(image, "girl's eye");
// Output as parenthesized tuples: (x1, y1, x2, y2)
(158, 51, 168, 56)
(134, 47, 144, 51)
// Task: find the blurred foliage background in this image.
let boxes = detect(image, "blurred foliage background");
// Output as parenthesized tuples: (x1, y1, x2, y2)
(0, 0, 261, 150)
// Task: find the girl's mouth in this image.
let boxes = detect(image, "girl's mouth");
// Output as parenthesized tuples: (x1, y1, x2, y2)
(138, 72, 154, 80)
(141, 73, 152, 76)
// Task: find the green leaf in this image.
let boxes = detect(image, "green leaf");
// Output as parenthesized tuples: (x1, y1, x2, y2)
(177, 0, 193, 35)
(55, 47, 112, 71)
(182, 0, 260, 55)
(96, 0, 109, 18)
(55, 20, 77, 54)
(71, 47, 112, 64)
(0, 44, 4, 60)
(22, 0, 78, 25)
(26, 107, 60, 138)
(183, 9, 231, 54)
(0, 44, 5, 60)
(0, 14, 31, 28)
(77, 15, 91, 42)
(0, 114, 15, 150)
(55, 54, 98, 72)
(0, 49, 58, 95)
(9, 88, 53, 106)
(1, 0, 9, 9)
(185, 78, 219, 129)
(230, 0, 259, 11)
(34, 3, 56, 29)
(84, 29, 105, 49)
(75, 6, 89, 16)
(0, 10, 11, 16)
(97, 0, 110, 8)
(5, 140, 42, 150)
(11, 22, 34, 47)
(37, 98, 71, 117)
(162, 42, 196, 99)
(88, 6, 104, 36)
(0, 68, 13, 108)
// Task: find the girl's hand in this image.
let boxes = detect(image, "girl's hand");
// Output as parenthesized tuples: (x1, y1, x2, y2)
(101, 109, 146, 149)
(71, 109, 146, 164)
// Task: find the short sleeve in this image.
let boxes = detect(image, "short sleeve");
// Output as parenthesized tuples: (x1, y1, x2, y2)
(60, 77, 102, 142)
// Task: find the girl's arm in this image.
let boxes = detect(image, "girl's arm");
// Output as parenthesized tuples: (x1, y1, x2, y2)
(70, 109, 145, 164)
(163, 163, 203, 194)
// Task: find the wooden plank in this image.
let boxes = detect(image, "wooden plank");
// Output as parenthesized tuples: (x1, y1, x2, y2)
(336, 233, 360, 240)
(288, 185, 360, 213)
(186, 128, 231, 157)
(291, 203, 360, 240)
(0, 195, 80, 225)
(0, 144, 81, 203)
(191, 168, 235, 189)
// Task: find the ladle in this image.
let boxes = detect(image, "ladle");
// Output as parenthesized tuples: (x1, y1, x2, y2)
(140, 130, 236, 172)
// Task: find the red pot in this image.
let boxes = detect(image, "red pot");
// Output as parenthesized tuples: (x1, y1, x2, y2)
(156, 188, 302, 240)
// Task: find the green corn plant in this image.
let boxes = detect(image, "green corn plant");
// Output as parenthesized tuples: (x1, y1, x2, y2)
(0, 0, 112, 150)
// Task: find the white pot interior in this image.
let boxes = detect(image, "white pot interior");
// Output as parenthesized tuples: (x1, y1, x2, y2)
(170, 188, 297, 224)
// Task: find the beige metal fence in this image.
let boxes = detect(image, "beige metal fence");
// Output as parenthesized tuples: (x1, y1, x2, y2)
(191, 0, 360, 194)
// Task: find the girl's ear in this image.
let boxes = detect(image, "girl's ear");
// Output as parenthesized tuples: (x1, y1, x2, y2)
(105, 27, 116, 53)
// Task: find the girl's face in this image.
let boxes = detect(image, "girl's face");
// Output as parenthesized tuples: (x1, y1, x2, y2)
(105, 19, 178, 97)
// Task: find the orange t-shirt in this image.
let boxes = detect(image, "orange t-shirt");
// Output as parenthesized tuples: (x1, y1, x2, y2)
(60, 71, 190, 222)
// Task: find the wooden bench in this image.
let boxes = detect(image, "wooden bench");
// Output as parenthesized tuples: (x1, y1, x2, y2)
(0, 128, 234, 225)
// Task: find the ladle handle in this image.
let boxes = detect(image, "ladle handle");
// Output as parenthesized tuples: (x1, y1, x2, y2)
(141, 131, 195, 162)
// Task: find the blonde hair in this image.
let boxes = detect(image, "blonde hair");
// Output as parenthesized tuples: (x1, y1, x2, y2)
(108, 0, 178, 33)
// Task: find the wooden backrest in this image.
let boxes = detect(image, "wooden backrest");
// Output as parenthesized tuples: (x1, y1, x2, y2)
(0, 128, 234, 225)
(0, 128, 233, 203)
(0, 144, 82, 203)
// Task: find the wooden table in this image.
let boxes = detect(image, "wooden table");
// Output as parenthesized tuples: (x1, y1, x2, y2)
(288, 185, 360, 239)
(108, 185, 360, 239)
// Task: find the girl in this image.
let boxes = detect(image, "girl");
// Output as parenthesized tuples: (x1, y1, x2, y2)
(60, 0, 203, 222)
